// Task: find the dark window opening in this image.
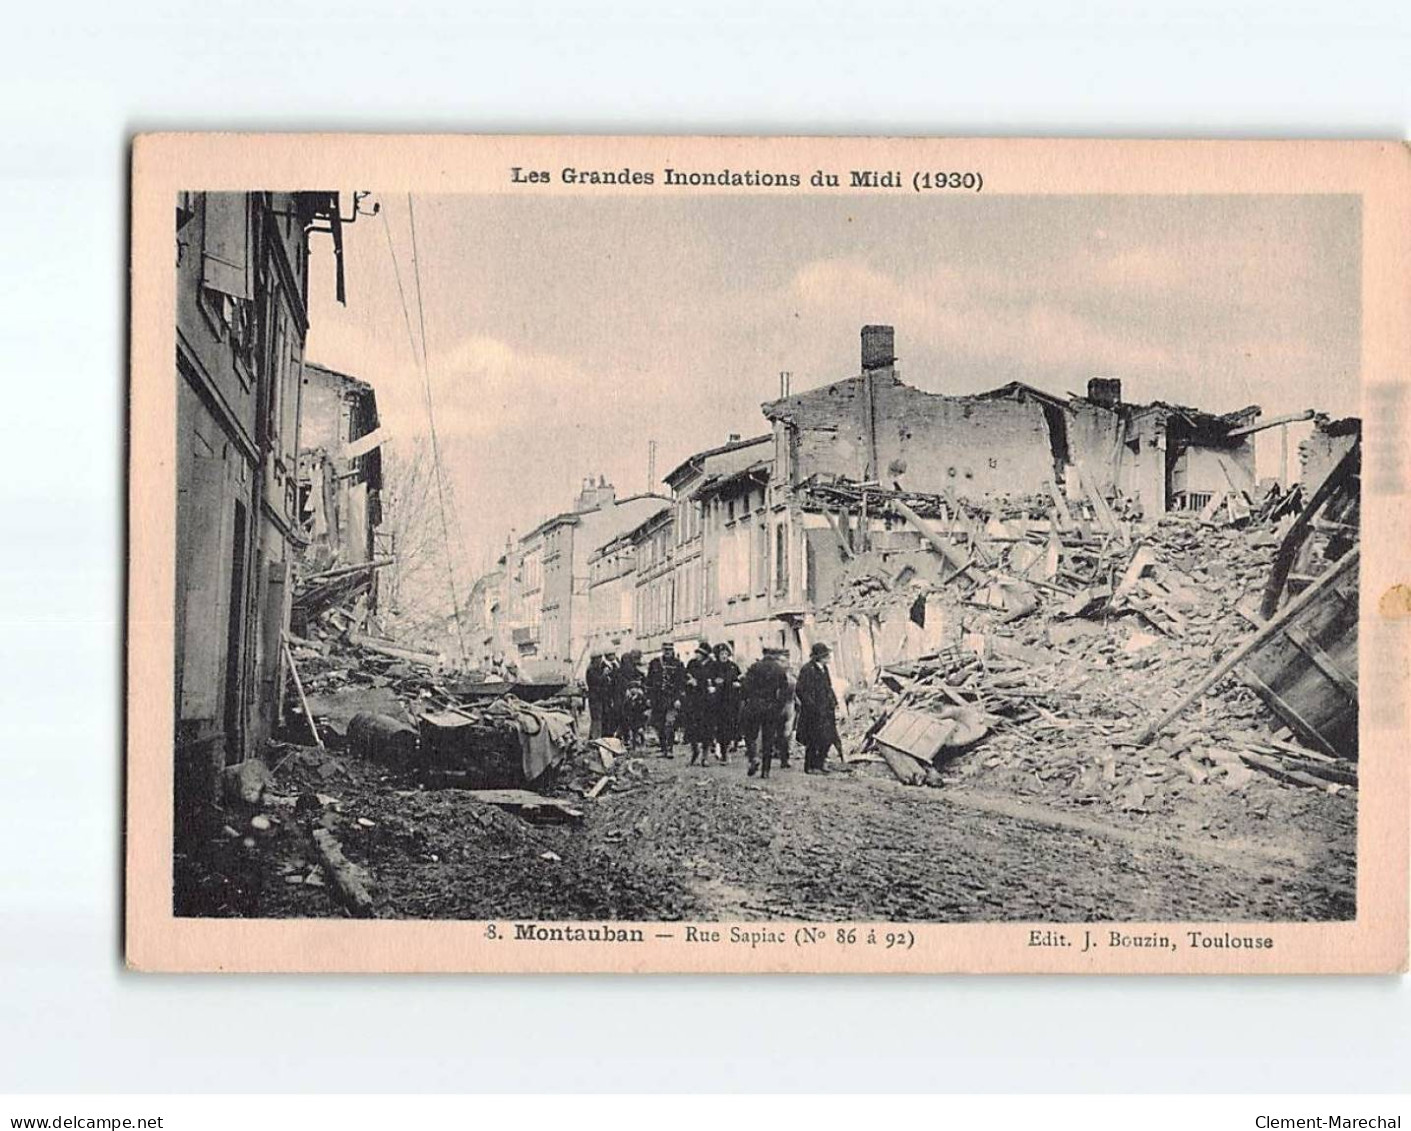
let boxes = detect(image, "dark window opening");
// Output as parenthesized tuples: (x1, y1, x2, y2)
(1038, 400, 1071, 485)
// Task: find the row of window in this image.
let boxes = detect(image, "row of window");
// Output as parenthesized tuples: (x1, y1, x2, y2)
(630, 517, 793, 639)
(588, 544, 635, 586)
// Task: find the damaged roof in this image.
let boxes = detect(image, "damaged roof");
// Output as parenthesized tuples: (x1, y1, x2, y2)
(662, 433, 772, 488)
(763, 368, 1263, 437)
(524, 494, 671, 547)
(697, 458, 771, 497)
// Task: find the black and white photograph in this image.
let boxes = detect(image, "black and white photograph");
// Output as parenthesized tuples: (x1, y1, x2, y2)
(6, 0, 1411, 1104)
(165, 174, 1366, 934)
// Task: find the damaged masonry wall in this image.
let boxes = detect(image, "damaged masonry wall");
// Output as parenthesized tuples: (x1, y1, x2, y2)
(764, 328, 1258, 517)
(769, 373, 1064, 499)
(1300, 415, 1361, 496)
(297, 361, 384, 574)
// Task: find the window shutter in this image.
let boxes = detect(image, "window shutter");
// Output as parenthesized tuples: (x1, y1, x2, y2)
(179, 455, 229, 720)
(201, 193, 253, 300)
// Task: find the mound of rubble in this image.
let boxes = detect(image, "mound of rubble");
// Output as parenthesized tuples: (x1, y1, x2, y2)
(826, 497, 1358, 815)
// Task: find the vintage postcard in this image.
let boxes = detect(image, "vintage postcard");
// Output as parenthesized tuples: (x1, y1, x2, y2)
(127, 135, 1410, 973)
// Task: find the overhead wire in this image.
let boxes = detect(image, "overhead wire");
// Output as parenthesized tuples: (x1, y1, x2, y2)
(381, 198, 470, 662)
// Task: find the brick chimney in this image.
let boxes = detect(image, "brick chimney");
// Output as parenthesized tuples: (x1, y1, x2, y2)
(861, 325, 895, 373)
(1087, 376, 1122, 409)
(574, 477, 617, 512)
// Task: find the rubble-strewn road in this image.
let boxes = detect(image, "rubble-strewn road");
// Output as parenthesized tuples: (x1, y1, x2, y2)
(229, 740, 1354, 924)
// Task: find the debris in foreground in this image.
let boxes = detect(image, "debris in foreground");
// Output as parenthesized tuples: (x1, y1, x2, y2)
(311, 826, 376, 917)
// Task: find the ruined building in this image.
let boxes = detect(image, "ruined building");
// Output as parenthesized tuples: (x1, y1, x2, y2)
(296, 361, 385, 574)
(571, 326, 1294, 668)
(762, 324, 1262, 517)
(1299, 414, 1362, 496)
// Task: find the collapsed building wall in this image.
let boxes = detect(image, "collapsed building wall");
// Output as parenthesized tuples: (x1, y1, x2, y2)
(298, 361, 384, 573)
(1300, 416, 1361, 495)
(769, 374, 1067, 501)
(1064, 397, 1127, 494)
(766, 328, 1265, 521)
(877, 380, 1058, 497)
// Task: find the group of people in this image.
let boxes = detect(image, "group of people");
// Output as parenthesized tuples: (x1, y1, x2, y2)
(584, 640, 843, 779)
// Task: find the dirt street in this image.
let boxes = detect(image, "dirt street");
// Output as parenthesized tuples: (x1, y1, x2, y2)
(203, 733, 1354, 924)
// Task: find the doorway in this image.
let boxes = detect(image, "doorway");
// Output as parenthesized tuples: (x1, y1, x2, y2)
(223, 500, 248, 759)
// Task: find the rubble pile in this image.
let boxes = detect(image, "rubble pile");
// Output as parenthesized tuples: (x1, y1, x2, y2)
(281, 584, 589, 795)
(830, 503, 1358, 812)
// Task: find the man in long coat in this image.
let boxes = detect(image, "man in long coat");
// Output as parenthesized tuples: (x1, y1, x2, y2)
(740, 647, 792, 778)
(645, 642, 685, 757)
(585, 653, 610, 739)
(597, 652, 620, 740)
(795, 642, 841, 775)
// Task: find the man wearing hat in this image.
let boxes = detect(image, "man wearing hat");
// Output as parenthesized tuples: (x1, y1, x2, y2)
(683, 640, 716, 766)
(795, 642, 841, 775)
(646, 641, 685, 758)
(598, 651, 620, 740)
(740, 646, 792, 778)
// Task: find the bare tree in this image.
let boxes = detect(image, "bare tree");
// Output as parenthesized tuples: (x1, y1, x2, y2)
(379, 437, 474, 659)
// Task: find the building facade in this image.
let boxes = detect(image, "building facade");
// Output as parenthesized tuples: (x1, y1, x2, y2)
(630, 508, 676, 655)
(660, 434, 773, 654)
(174, 190, 345, 830)
(484, 483, 668, 674)
(585, 531, 639, 657)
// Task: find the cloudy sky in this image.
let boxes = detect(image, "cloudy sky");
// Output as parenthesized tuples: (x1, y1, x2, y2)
(304, 192, 1360, 573)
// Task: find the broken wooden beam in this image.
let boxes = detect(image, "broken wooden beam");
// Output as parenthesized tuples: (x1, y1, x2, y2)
(1223, 409, 1315, 439)
(311, 827, 375, 917)
(282, 636, 324, 749)
(1239, 751, 1348, 791)
(892, 498, 970, 574)
(346, 632, 443, 666)
(465, 789, 585, 823)
(300, 556, 395, 585)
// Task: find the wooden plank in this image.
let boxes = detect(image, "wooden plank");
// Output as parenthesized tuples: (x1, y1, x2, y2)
(1238, 751, 1340, 791)
(346, 631, 442, 666)
(1283, 624, 1358, 702)
(465, 789, 585, 822)
(823, 509, 855, 561)
(1264, 736, 1338, 764)
(1114, 546, 1156, 602)
(1075, 462, 1122, 539)
(1243, 555, 1359, 758)
(282, 637, 324, 749)
(311, 827, 375, 917)
(1198, 490, 1227, 523)
(1261, 444, 1358, 617)
(342, 425, 389, 461)
(1236, 665, 1341, 759)
(892, 499, 969, 574)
